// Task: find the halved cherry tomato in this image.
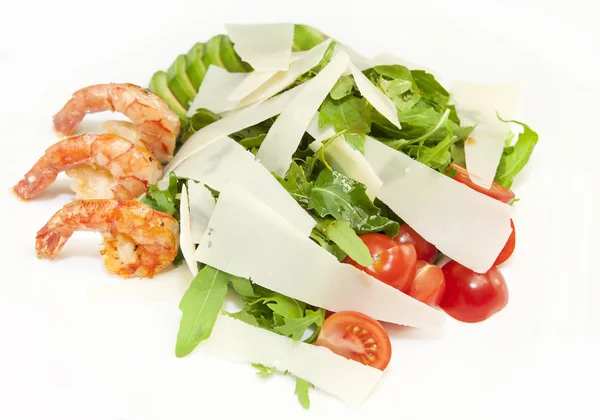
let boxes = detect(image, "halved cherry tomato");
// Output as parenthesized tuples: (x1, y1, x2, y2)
(315, 311, 392, 370)
(495, 219, 516, 265)
(447, 164, 515, 204)
(440, 261, 509, 323)
(408, 261, 446, 306)
(344, 233, 417, 292)
(395, 223, 438, 263)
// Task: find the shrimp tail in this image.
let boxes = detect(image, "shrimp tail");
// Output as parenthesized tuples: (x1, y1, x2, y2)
(36, 226, 72, 259)
(13, 164, 59, 200)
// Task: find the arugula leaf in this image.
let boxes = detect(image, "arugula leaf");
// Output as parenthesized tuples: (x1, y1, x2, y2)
(309, 170, 380, 227)
(494, 118, 539, 188)
(309, 228, 347, 261)
(355, 214, 400, 237)
(295, 377, 313, 409)
(275, 161, 313, 206)
(264, 295, 304, 319)
(178, 108, 221, 145)
(330, 75, 355, 100)
(226, 310, 260, 327)
(239, 133, 266, 149)
(175, 266, 230, 357)
(228, 276, 256, 297)
(411, 70, 450, 110)
(319, 96, 371, 136)
(320, 220, 372, 266)
(252, 363, 276, 378)
(273, 308, 325, 341)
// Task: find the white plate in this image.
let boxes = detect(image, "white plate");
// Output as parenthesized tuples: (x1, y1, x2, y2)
(0, 1, 599, 419)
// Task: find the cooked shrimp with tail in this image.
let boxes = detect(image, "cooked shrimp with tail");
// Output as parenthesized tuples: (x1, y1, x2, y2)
(13, 133, 162, 200)
(36, 200, 179, 278)
(53, 83, 180, 162)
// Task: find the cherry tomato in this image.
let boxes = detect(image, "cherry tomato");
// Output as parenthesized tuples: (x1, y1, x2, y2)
(408, 261, 446, 306)
(447, 164, 516, 204)
(395, 223, 438, 263)
(440, 261, 509, 323)
(344, 233, 417, 292)
(495, 219, 516, 265)
(316, 311, 392, 370)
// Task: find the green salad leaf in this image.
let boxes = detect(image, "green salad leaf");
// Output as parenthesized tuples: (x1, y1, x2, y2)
(495, 117, 539, 188)
(295, 377, 314, 409)
(319, 96, 371, 152)
(330, 75, 356, 100)
(275, 161, 313, 206)
(178, 108, 221, 146)
(252, 363, 277, 378)
(274, 308, 325, 341)
(308, 170, 399, 235)
(319, 220, 372, 266)
(175, 266, 230, 357)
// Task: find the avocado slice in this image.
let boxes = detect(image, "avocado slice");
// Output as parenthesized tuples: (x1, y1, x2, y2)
(149, 71, 188, 120)
(220, 36, 251, 73)
(293, 24, 327, 51)
(186, 43, 207, 90)
(167, 55, 197, 109)
(202, 35, 225, 69)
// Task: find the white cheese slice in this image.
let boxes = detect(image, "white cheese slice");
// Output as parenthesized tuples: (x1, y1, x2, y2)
(256, 51, 351, 177)
(171, 136, 315, 238)
(226, 23, 294, 71)
(307, 115, 382, 200)
(335, 44, 374, 71)
(227, 51, 311, 102)
(364, 136, 513, 273)
(227, 71, 278, 102)
(451, 81, 519, 189)
(198, 314, 382, 408)
(349, 62, 401, 129)
(164, 85, 301, 173)
(187, 65, 247, 116)
(186, 181, 216, 244)
(179, 184, 198, 277)
(239, 39, 333, 107)
(193, 186, 444, 329)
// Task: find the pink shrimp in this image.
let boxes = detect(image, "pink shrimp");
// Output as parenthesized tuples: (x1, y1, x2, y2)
(53, 83, 180, 162)
(13, 134, 163, 200)
(36, 200, 179, 278)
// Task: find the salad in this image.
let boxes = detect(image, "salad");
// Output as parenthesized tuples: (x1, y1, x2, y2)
(12, 23, 538, 409)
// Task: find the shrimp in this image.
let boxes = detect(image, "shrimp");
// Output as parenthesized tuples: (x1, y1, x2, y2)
(53, 83, 180, 162)
(36, 200, 179, 278)
(13, 134, 163, 200)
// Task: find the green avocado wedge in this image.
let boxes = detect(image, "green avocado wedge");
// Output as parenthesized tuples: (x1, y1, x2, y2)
(167, 55, 196, 109)
(220, 36, 252, 72)
(186, 43, 207, 90)
(293, 24, 327, 51)
(202, 35, 225, 69)
(149, 71, 188, 120)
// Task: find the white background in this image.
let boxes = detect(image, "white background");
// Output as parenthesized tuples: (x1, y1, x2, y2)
(1, 0, 599, 419)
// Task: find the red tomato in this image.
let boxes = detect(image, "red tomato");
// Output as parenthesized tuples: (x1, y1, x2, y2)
(440, 261, 509, 323)
(344, 233, 417, 292)
(408, 261, 446, 306)
(447, 164, 516, 204)
(495, 219, 516, 265)
(395, 223, 438, 263)
(316, 311, 392, 370)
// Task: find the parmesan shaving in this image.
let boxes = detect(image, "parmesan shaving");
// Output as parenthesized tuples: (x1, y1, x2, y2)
(256, 51, 351, 176)
(194, 186, 445, 329)
(198, 315, 383, 408)
(226, 23, 294, 71)
(364, 136, 513, 272)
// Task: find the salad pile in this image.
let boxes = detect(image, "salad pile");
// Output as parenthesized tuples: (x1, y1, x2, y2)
(14, 23, 538, 409)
